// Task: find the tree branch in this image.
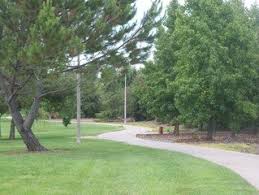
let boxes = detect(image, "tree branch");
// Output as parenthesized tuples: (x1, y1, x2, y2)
(65, 22, 144, 72)
(8, 75, 33, 103)
(23, 80, 43, 130)
(39, 85, 76, 98)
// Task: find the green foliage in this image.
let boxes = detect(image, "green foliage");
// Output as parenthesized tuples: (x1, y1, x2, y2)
(0, 0, 78, 77)
(133, 0, 180, 124)
(24, 1, 72, 68)
(62, 116, 71, 127)
(173, 0, 258, 132)
(136, 0, 259, 136)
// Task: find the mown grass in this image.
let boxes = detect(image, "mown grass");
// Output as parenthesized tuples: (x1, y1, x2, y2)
(197, 143, 258, 154)
(0, 119, 258, 195)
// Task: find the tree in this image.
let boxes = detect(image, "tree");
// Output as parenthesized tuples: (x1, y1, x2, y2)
(134, 0, 180, 134)
(0, 0, 161, 151)
(173, 0, 258, 139)
(0, 1, 76, 151)
(248, 2, 259, 135)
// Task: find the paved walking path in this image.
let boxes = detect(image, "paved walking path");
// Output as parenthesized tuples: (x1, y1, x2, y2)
(98, 125, 259, 190)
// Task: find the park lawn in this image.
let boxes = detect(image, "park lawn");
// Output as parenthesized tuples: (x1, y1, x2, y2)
(195, 143, 258, 154)
(0, 120, 258, 195)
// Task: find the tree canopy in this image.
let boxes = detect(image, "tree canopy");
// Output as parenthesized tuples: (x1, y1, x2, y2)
(136, 0, 259, 139)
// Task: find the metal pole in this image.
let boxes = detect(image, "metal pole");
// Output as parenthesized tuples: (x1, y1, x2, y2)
(124, 74, 127, 125)
(76, 55, 81, 144)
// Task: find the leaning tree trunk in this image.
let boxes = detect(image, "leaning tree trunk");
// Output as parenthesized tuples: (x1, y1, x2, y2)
(11, 110, 47, 152)
(9, 119, 15, 140)
(0, 74, 47, 151)
(207, 118, 216, 140)
(18, 126, 47, 152)
(8, 98, 47, 152)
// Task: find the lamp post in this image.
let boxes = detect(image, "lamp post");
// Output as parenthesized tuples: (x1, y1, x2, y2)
(76, 55, 81, 144)
(124, 74, 127, 125)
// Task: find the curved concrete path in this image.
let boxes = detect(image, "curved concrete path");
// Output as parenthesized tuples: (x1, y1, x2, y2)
(98, 125, 259, 190)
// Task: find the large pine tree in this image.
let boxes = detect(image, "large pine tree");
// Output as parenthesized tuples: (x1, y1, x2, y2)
(0, 0, 161, 151)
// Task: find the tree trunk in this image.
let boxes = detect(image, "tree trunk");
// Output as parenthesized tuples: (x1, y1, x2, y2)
(19, 126, 47, 152)
(9, 119, 15, 140)
(8, 97, 47, 152)
(0, 74, 47, 152)
(174, 122, 180, 136)
(207, 118, 216, 140)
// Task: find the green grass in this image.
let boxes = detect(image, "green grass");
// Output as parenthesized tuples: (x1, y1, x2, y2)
(0, 120, 258, 195)
(196, 143, 258, 154)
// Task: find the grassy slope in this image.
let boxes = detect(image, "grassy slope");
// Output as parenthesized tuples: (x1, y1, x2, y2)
(0, 120, 257, 195)
(196, 143, 258, 154)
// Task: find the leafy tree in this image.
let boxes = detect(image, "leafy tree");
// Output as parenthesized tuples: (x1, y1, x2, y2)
(248, 2, 259, 134)
(133, 0, 180, 134)
(0, 0, 161, 151)
(173, 0, 258, 139)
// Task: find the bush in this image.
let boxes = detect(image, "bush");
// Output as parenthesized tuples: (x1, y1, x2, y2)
(62, 116, 71, 127)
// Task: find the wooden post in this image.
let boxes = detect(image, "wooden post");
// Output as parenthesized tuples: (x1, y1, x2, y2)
(159, 126, 164, 135)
